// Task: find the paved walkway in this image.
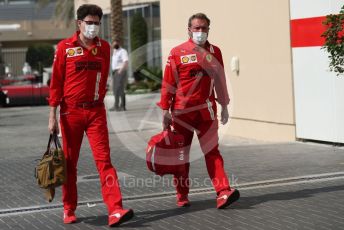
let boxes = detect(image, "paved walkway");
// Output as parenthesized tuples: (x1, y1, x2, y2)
(0, 93, 343, 229)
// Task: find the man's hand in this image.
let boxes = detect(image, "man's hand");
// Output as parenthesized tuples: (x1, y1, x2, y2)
(48, 107, 59, 134)
(118, 61, 128, 76)
(220, 105, 229, 125)
(162, 109, 172, 130)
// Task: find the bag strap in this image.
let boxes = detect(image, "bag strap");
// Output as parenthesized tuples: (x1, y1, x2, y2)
(47, 133, 60, 151)
(46, 134, 53, 151)
(53, 133, 62, 149)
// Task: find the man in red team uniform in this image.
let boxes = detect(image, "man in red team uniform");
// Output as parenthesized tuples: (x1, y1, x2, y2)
(159, 13, 240, 209)
(48, 4, 133, 226)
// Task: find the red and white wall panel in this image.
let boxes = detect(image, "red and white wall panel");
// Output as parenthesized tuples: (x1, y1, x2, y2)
(290, 0, 344, 143)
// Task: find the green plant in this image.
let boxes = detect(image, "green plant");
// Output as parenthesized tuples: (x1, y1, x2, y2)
(321, 5, 344, 76)
(26, 44, 54, 74)
(127, 81, 151, 94)
(127, 66, 162, 94)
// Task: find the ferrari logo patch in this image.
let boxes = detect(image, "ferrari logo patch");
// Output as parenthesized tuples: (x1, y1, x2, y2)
(92, 48, 98, 56)
(181, 54, 197, 64)
(66, 47, 84, 58)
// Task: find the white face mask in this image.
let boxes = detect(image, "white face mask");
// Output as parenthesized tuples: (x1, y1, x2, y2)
(192, 31, 208, 45)
(83, 24, 99, 39)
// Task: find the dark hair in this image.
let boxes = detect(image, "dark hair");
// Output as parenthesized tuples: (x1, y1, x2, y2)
(188, 13, 210, 28)
(77, 4, 103, 21)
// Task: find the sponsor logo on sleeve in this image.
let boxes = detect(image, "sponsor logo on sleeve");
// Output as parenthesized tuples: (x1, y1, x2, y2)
(180, 54, 197, 64)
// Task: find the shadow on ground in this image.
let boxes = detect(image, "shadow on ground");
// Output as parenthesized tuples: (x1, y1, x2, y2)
(79, 184, 344, 228)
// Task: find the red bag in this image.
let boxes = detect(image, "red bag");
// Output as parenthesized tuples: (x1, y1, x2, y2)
(146, 129, 187, 176)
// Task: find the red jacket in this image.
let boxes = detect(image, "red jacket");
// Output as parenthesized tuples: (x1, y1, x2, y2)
(49, 31, 110, 107)
(159, 39, 229, 112)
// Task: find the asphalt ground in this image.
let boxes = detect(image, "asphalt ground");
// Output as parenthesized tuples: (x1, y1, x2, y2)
(0, 93, 343, 229)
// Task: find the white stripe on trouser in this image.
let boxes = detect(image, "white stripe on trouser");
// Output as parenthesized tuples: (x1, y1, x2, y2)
(151, 146, 156, 172)
(94, 72, 101, 101)
(206, 99, 215, 120)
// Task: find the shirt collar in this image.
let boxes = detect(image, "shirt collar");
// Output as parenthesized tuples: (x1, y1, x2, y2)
(71, 31, 101, 47)
(188, 38, 211, 52)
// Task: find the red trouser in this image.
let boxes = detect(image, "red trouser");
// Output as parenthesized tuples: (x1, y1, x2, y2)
(172, 108, 231, 197)
(60, 104, 122, 214)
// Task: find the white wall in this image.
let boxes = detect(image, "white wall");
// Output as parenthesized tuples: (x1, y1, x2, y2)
(290, 0, 344, 143)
